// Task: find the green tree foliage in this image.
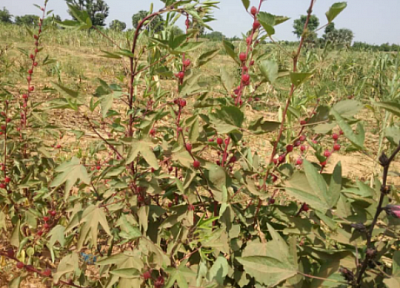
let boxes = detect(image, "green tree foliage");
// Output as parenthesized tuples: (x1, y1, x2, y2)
(43, 14, 62, 27)
(15, 14, 39, 26)
(325, 28, 354, 47)
(171, 25, 184, 36)
(132, 10, 164, 32)
(0, 7, 13, 24)
(292, 14, 319, 41)
(65, 0, 109, 27)
(109, 19, 126, 32)
(203, 31, 225, 41)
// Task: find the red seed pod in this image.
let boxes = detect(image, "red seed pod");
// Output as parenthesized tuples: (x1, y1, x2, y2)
(0, 183, 6, 189)
(4, 177, 10, 184)
(50, 210, 56, 217)
(333, 144, 341, 151)
(302, 203, 310, 212)
(96, 165, 101, 170)
(28, 69, 33, 74)
(253, 20, 261, 30)
(177, 71, 185, 79)
(22, 94, 28, 99)
(278, 154, 286, 164)
(35, 48, 39, 53)
(250, 6, 258, 16)
(296, 158, 303, 165)
(179, 99, 187, 107)
(268, 198, 275, 204)
(217, 138, 223, 145)
(286, 145, 294, 153)
(33, 62, 38, 67)
(34, 35, 38, 40)
(29, 86, 34, 92)
(299, 135, 306, 142)
(300, 120, 307, 125)
(339, 130, 344, 135)
(239, 52, 247, 62)
(150, 128, 156, 136)
(30, 54, 34, 60)
(246, 36, 252, 45)
(183, 59, 191, 67)
(324, 150, 331, 158)
(37, 230, 43, 236)
(6, 118, 11, 123)
(27, 76, 31, 82)
(294, 140, 301, 147)
(241, 74, 250, 83)
(185, 143, 192, 152)
(193, 160, 200, 169)
(42, 268, 52, 277)
(320, 161, 327, 166)
(43, 216, 49, 222)
(250, 60, 255, 66)
(229, 156, 237, 163)
(332, 133, 339, 141)
(16, 262, 24, 269)
(142, 271, 151, 280)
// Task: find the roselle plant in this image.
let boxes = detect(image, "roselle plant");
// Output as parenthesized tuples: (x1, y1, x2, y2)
(0, 0, 400, 287)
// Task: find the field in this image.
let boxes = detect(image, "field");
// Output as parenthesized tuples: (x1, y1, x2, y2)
(0, 1, 400, 288)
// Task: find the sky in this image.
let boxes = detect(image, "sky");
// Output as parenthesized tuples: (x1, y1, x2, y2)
(1, 0, 399, 45)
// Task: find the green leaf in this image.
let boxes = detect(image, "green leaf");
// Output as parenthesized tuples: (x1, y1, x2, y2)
(127, 138, 159, 169)
(207, 256, 229, 284)
(328, 162, 342, 208)
(220, 67, 235, 93)
(53, 253, 80, 283)
(165, 261, 196, 288)
(9, 276, 22, 288)
(241, 0, 250, 10)
(174, 42, 203, 53)
(333, 100, 363, 118)
(290, 72, 313, 87)
(10, 220, 20, 248)
(50, 157, 91, 200)
(257, 12, 275, 36)
(285, 170, 330, 213)
(373, 101, 400, 117)
(303, 160, 329, 207)
(385, 126, 400, 146)
(110, 268, 140, 278)
(331, 109, 365, 149)
(248, 117, 280, 134)
(197, 48, 219, 67)
(65, 205, 111, 250)
(52, 82, 79, 98)
(259, 60, 278, 83)
(237, 255, 297, 287)
(48, 225, 66, 247)
(326, 2, 347, 23)
(222, 40, 239, 65)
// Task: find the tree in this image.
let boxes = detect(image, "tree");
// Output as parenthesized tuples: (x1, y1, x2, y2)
(65, 0, 109, 27)
(15, 15, 39, 26)
(203, 31, 225, 41)
(132, 10, 164, 33)
(324, 22, 335, 34)
(292, 15, 319, 38)
(324, 28, 354, 47)
(171, 25, 184, 36)
(43, 15, 62, 27)
(0, 7, 12, 24)
(110, 19, 126, 32)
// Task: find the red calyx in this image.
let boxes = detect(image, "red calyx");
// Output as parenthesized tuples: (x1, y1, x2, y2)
(185, 143, 192, 152)
(143, 271, 151, 280)
(4, 177, 10, 183)
(16, 262, 25, 269)
(0, 183, 6, 189)
(302, 203, 310, 212)
(177, 71, 185, 79)
(253, 20, 261, 30)
(239, 52, 247, 62)
(296, 158, 303, 165)
(250, 6, 258, 16)
(42, 268, 52, 277)
(217, 138, 223, 145)
(183, 59, 191, 67)
(286, 145, 294, 153)
(29, 86, 34, 92)
(150, 128, 156, 136)
(193, 160, 200, 169)
(332, 133, 339, 141)
(299, 135, 306, 142)
(333, 144, 341, 151)
(43, 216, 49, 222)
(324, 150, 331, 158)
